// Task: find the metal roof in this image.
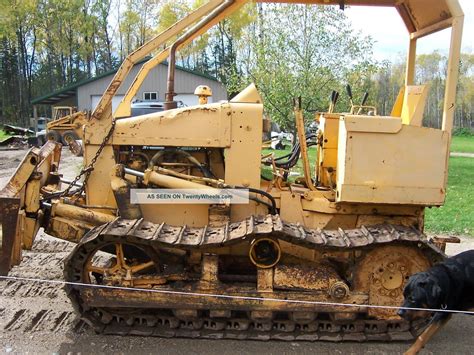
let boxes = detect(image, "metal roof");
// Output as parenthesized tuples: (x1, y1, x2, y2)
(31, 70, 114, 105)
(31, 61, 219, 106)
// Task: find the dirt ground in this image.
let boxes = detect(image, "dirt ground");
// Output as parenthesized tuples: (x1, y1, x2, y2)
(1, 147, 473, 354)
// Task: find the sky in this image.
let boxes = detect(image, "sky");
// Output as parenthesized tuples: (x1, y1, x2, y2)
(345, 0, 473, 61)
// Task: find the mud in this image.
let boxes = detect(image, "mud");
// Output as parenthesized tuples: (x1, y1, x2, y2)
(0, 147, 83, 188)
(0, 147, 473, 354)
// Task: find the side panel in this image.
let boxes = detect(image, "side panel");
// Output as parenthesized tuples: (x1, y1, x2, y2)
(84, 101, 264, 223)
(225, 102, 263, 188)
(225, 102, 265, 222)
(336, 117, 449, 205)
(111, 103, 231, 147)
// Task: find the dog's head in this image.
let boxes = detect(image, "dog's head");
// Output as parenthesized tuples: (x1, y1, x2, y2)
(398, 272, 443, 320)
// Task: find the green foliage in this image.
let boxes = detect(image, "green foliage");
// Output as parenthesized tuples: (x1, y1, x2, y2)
(372, 59, 405, 116)
(119, 0, 160, 57)
(425, 157, 474, 236)
(1, 0, 473, 135)
(1, 0, 121, 124)
(453, 127, 474, 137)
(0, 129, 12, 140)
(227, 4, 378, 131)
(0, 0, 39, 125)
(451, 136, 474, 154)
(158, 2, 181, 32)
(374, 52, 474, 130)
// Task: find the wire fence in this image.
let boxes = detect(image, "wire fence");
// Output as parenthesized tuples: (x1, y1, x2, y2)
(1, 275, 473, 315)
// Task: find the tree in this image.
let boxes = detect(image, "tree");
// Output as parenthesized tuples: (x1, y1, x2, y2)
(0, 0, 472, 133)
(373, 59, 405, 116)
(93, 0, 116, 72)
(0, 0, 38, 126)
(369, 51, 474, 130)
(455, 53, 474, 129)
(119, 0, 161, 59)
(238, 4, 377, 130)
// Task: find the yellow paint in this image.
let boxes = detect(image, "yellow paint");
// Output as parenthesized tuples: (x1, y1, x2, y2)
(400, 85, 429, 126)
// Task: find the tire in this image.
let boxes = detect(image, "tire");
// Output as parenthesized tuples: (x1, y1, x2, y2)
(36, 135, 45, 146)
(61, 130, 79, 145)
(45, 130, 61, 143)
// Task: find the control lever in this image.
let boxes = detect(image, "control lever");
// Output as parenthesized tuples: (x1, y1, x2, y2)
(357, 92, 369, 114)
(346, 84, 354, 110)
(361, 92, 369, 106)
(328, 90, 339, 113)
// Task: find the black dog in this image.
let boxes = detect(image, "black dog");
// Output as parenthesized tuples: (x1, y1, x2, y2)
(398, 250, 474, 354)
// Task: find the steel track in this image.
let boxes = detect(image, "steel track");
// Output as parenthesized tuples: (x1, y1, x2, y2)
(88, 308, 430, 341)
(64, 215, 441, 341)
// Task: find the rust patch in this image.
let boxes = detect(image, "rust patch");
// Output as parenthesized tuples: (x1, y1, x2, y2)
(273, 264, 341, 291)
(0, 197, 21, 275)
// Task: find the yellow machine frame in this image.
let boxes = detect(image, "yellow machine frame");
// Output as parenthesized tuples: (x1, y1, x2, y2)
(82, 0, 463, 212)
(0, 6, 466, 351)
(0, 0, 464, 273)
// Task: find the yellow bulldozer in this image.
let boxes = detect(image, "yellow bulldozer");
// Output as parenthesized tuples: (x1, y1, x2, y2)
(0, 0, 465, 342)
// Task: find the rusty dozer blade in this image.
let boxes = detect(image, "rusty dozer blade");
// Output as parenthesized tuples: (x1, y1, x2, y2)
(0, 141, 62, 275)
(0, 197, 21, 275)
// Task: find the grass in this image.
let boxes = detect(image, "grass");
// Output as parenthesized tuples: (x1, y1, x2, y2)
(0, 129, 11, 141)
(261, 146, 473, 236)
(261, 145, 317, 181)
(425, 157, 474, 236)
(451, 135, 474, 153)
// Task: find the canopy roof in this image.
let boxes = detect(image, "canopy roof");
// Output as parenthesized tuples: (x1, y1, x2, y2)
(260, 0, 463, 35)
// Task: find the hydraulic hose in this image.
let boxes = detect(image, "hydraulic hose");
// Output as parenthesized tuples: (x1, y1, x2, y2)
(264, 134, 316, 170)
(149, 148, 213, 178)
(235, 186, 277, 215)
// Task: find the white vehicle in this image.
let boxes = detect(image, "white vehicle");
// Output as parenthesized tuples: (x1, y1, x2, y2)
(131, 100, 186, 117)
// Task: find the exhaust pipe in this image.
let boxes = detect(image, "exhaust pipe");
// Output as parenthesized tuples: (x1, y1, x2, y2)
(165, 0, 234, 110)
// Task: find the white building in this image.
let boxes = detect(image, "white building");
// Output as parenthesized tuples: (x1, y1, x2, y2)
(32, 60, 227, 113)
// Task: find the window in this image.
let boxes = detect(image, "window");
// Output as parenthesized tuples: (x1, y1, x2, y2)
(143, 92, 158, 101)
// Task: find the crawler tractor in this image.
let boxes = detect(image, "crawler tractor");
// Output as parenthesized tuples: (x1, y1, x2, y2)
(0, 0, 465, 341)
(39, 106, 84, 143)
